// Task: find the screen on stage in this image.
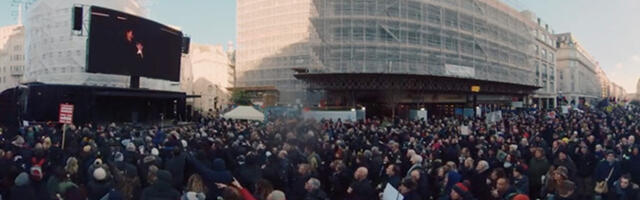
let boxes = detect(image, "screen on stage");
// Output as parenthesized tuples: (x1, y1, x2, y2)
(87, 6, 182, 82)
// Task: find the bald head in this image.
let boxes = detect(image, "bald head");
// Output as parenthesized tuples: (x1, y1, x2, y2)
(267, 190, 286, 200)
(355, 167, 369, 181)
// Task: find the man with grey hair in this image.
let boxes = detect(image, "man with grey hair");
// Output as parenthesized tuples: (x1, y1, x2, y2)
(407, 154, 423, 176)
(304, 178, 329, 200)
(471, 160, 492, 200)
(267, 190, 286, 200)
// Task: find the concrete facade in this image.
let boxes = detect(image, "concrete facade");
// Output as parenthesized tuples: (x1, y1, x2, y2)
(188, 43, 233, 112)
(521, 11, 557, 109)
(0, 24, 24, 92)
(554, 33, 602, 105)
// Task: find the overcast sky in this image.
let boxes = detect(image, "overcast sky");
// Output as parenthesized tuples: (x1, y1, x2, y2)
(1, 0, 637, 93)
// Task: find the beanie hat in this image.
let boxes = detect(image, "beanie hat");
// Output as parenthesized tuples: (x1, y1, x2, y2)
(114, 152, 124, 162)
(14, 172, 30, 186)
(512, 194, 530, 200)
(151, 148, 159, 156)
(452, 182, 470, 196)
(126, 143, 136, 152)
(83, 145, 92, 153)
(93, 167, 107, 181)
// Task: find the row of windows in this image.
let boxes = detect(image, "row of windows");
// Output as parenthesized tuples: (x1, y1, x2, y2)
(329, 0, 528, 33)
(328, 25, 529, 67)
(9, 54, 23, 61)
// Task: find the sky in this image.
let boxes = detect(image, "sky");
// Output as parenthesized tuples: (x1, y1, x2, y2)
(0, 0, 637, 93)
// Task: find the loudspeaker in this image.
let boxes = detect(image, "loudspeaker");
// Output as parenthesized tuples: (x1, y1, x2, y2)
(73, 6, 83, 31)
(182, 36, 191, 54)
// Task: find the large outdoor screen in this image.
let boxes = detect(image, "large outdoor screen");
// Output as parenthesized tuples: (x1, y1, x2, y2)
(87, 6, 182, 81)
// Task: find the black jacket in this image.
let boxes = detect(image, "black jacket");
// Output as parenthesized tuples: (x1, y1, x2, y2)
(9, 185, 37, 200)
(470, 170, 491, 200)
(304, 189, 329, 200)
(349, 179, 376, 200)
(140, 170, 181, 200)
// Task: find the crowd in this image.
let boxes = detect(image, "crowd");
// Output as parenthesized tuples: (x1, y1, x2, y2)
(0, 102, 639, 200)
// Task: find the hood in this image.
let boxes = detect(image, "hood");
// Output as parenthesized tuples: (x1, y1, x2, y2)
(213, 158, 226, 171)
(15, 172, 30, 186)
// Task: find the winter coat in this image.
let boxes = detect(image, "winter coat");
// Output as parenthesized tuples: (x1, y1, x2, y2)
(528, 157, 550, 188)
(470, 170, 491, 200)
(188, 157, 233, 199)
(9, 173, 37, 200)
(164, 151, 187, 189)
(513, 175, 530, 195)
(606, 180, 640, 200)
(303, 189, 329, 200)
(140, 170, 181, 200)
(574, 151, 597, 178)
(595, 161, 621, 186)
(348, 179, 376, 200)
(328, 169, 352, 200)
(87, 179, 114, 200)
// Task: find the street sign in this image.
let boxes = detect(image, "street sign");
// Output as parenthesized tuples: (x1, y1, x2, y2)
(58, 103, 74, 124)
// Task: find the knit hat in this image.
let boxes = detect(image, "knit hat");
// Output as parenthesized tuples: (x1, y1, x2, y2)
(114, 152, 124, 162)
(82, 145, 92, 153)
(14, 172, 30, 186)
(515, 165, 528, 175)
(452, 182, 470, 196)
(512, 194, 530, 200)
(151, 148, 159, 156)
(126, 142, 136, 152)
(12, 135, 25, 147)
(93, 167, 107, 181)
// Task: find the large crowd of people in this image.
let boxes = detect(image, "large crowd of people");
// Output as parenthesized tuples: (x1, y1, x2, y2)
(0, 102, 639, 200)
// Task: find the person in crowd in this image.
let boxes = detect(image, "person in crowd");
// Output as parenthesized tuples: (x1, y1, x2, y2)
(182, 174, 208, 200)
(266, 190, 286, 200)
(606, 174, 640, 200)
(512, 165, 529, 195)
(140, 169, 181, 200)
(528, 147, 550, 199)
(398, 177, 422, 200)
(0, 99, 638, 200)
(303, 178, 328, 200)
(347, 167, 376, 200)
(9, 172, 37, 200)
(471, 160, 492, 200)
(442, 182, 475, 200)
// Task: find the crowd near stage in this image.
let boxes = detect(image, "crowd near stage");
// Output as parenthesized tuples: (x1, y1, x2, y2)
(0, 83, 186, 137)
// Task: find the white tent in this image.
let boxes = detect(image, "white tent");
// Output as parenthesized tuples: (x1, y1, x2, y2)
(223, 106, 265, 121)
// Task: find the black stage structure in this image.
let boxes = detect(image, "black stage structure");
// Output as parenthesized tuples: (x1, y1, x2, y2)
(0, 83, 186, 132)
(295, 73, 541, 118)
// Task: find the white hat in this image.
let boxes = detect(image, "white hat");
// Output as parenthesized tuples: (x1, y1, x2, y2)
(181, 140, 188, 148)
(93, 168, 107, 181)
(151, 148, 159, 156)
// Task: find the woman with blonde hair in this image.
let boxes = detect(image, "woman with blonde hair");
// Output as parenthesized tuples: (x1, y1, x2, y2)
(182, 174, 208, 200)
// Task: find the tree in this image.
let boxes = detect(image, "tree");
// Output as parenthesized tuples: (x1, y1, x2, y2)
(231, 90, 252, 105)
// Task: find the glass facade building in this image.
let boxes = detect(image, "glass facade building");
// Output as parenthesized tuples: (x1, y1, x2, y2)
(237, 0, 538, 104)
